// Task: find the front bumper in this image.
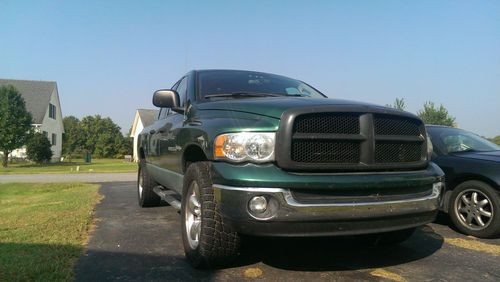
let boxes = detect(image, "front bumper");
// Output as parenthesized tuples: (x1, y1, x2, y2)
(211, 162, 444, 237)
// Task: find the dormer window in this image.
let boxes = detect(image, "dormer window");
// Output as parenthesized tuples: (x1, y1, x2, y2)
(49, 103, 56, 119)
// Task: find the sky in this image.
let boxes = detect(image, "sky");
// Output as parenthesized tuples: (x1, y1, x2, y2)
(1, 0, 499, 137)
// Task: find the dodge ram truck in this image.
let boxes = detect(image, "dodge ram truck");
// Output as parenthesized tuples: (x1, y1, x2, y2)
(137, 69, 444, 268)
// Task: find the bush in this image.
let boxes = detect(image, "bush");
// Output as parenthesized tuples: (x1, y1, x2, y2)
(26, 133, 53, 163)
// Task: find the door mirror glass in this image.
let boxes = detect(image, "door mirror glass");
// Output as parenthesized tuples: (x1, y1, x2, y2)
(152, 89, 180, 108)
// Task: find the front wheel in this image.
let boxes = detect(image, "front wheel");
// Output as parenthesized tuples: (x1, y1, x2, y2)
(137, 161, 161, 207)
(449, 180, 500, 238)
(181, 162, 241, 268)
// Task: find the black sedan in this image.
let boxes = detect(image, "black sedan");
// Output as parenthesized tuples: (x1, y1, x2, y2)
(427, 125, 500, 238)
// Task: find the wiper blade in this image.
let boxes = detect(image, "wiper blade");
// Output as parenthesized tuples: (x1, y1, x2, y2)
(204, 92, 284, 99)
(450, 148, 477, 154)
(285, 93, 309, 97)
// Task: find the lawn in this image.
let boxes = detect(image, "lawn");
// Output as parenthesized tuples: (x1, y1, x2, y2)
(0, 183, 101, 281)
(0, 158, 137, 174)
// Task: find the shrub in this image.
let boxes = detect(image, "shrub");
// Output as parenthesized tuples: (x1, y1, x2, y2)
(26, 133, 53, 163)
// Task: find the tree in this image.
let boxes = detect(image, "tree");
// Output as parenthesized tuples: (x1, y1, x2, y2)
(0, 85, 33, 167)
(61, 115, 131, 159)
(26, 132, 53, 163)
(489, 136, 500, 145)
(79, 115, 127, 158)
(417, 101, 456, 126)
(386, 98, 406, 111)
(62, 116, 84, 160)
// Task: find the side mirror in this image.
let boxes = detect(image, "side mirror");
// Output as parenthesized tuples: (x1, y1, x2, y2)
(152, 89, 184, 114)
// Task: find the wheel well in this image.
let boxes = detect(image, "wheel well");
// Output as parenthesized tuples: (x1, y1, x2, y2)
(443, 174, 499, 212)
(182, 145, 208, 173)
(449, 174, 498, 192)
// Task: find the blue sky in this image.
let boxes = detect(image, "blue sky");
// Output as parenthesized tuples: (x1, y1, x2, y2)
(1, 1, 499, 136)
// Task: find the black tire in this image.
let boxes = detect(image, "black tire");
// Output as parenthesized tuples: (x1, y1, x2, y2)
(448, 180, 500, 238)
(137, 161, 161, 207)
(373, 228, 416, 246)
(181, 161, 240, 268)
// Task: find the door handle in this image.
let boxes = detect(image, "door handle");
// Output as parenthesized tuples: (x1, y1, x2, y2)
(149, 129, 156, 134)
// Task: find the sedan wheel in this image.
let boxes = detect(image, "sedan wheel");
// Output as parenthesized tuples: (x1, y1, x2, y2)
(455, 189, 493, 230)
(449, 180, 500, 238)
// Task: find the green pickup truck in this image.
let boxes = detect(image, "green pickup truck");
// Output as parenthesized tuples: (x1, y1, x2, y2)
(137, 69, 444, 268)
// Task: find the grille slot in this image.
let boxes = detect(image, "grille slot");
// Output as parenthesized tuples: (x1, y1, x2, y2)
(294, 113, 360, 134)
(291, 185, 433, 204)
(375, 142, 423, 163)
(292, 140, 360, 163)
(374, 115, 422, 136)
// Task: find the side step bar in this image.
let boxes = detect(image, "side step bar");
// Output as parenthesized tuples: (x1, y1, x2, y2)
(153, 186, 181, 210)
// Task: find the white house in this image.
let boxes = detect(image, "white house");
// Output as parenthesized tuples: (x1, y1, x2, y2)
(130, 109, 159, 162)
(0, 79, 65, 162)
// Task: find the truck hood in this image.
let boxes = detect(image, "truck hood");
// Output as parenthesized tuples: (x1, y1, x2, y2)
(451, 150, 500, 163)
(196, 97, 399, 119)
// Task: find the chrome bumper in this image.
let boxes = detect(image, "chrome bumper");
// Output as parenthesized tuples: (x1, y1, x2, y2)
(213, 183, 442, 236)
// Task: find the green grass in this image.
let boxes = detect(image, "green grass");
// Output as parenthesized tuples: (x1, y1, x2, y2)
(0, 158, 137, 174)
(0, 182, 101, 281)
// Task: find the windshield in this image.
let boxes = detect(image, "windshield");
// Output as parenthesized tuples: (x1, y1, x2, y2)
(198, 70, 326, 99)
(428, 127, 499, 154)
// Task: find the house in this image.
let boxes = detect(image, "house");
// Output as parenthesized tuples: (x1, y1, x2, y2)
(0, 79, 65, 162)
(130, 109, 159, 162)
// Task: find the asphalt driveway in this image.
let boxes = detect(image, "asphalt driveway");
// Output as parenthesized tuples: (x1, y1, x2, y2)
(75, 182, 500, 281)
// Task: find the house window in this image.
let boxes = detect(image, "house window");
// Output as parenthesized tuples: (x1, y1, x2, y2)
(49, 103, 56, 119)
(43, 131, 48, 138)
(52, 133, 56, 146)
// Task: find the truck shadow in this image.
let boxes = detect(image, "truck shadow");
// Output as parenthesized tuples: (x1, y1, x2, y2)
(236, 225, 444, 271)
(0, 242, 215, 281)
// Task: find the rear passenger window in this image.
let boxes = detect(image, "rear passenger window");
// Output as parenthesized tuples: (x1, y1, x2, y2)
(176, 77, 188, 108)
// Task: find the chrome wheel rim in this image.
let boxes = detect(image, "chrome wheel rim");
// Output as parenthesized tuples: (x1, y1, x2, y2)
(138, 172, 144, 197)
(455, 189, 493, 231)
(184, 181, 201, 249)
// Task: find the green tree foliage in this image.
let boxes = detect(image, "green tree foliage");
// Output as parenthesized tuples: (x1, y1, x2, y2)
(417, 102, 456, 126)
(62, 115, 131, 158)
(62, 116, 84, 159)
(489, 136, 500, 145)
(386, 98, 406, 111)
(0, 85, 33, 167)
(26, 132, 53, 163)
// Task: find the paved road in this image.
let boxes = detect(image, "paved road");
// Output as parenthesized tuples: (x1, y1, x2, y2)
(75, 182, 500, 281)
(0, 172, 136, 183)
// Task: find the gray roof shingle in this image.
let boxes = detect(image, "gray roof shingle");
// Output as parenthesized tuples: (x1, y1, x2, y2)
(0, 79, 57, 124)
(137, 109, 159, 127)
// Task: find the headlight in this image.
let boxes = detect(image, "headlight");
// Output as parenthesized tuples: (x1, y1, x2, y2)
(427, 136, 433, 160)
(214, 132, 275, 163)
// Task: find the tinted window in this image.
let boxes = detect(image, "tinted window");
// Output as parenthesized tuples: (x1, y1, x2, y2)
(176, 77, 188, 107)
(428, 127, 499, 153)
(198, 70, 325, 98)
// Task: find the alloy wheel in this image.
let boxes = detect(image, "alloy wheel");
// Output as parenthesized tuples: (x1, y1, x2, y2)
(455, 188, 494, 230)
(184, 181, 202, 249)
(138, 171, 144, 197)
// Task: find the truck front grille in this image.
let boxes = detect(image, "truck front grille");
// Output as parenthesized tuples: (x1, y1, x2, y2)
(374, 115, 422, 136)
(276, 107, 428, 171)
(374, 142, 423, 163)
(292, 140, 360, 163)
(294, 113, 360, 134)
